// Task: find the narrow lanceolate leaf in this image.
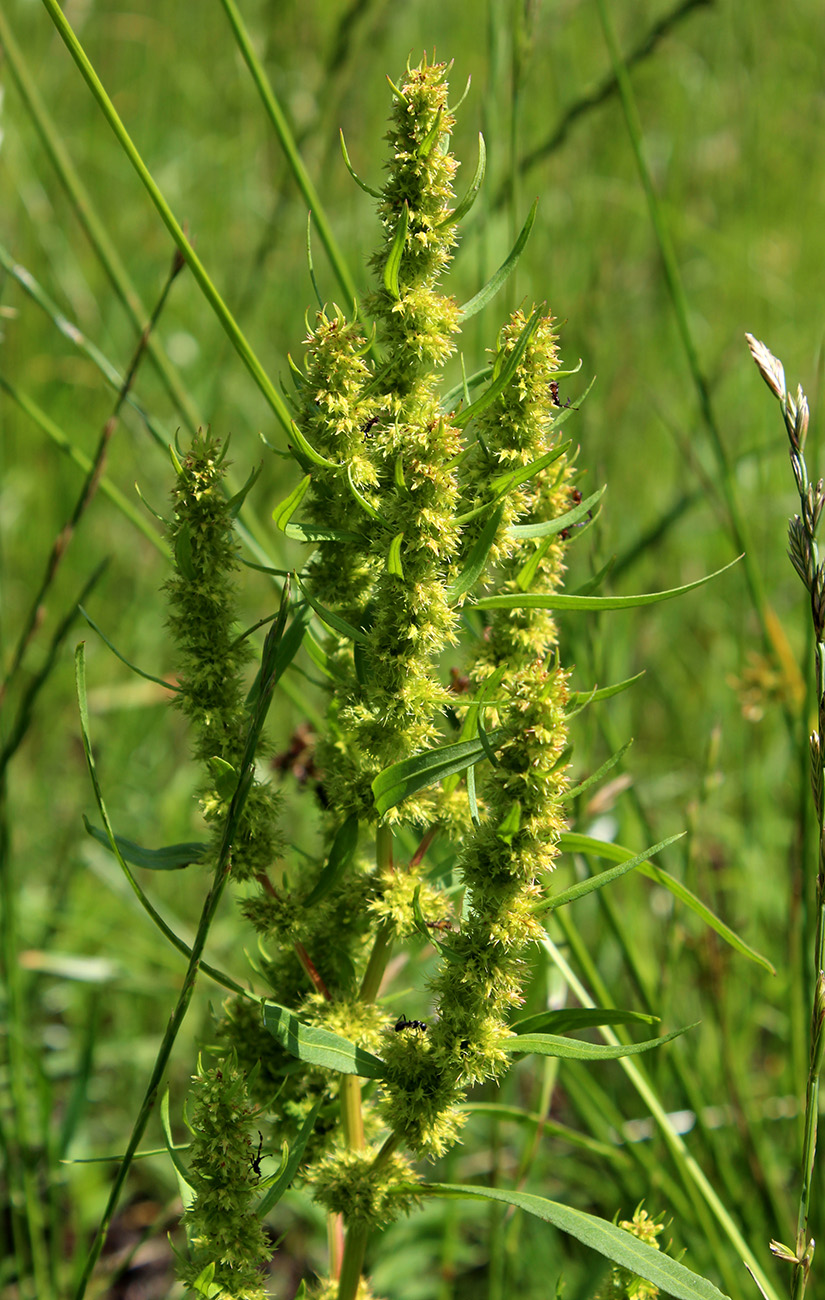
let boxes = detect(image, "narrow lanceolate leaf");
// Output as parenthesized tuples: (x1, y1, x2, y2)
(439, 132, 486, 226)
(372, 729, 505, 816)
(448, 506, 503, 602)
(420, 1184, 731, 1300)
(511, 1007, 658, 1036)
(339, 130, 383, 197)
(458, 198, 538, 321)
(302, 815, 360, 908)
(273, 474, 312, 533)
(503, 1022, 696, 1060)
(383, 201, 410, 300)
(566, 671, 645, 708)
(455, 442, 571, 525)
(288, 421, 341, 470)
(559, 832, 776, 973)
(472, 556, 741, 612)
(296, 576, 369, 644)
(78, 607, 181, 692)
(509, 485, 606, 540)
(538, 833, 686, 913)
(559, 739, 634, 805)
(256, 1096, 324, 1218)
(454, 305, 543, 429)
(84, 820, 208, 870)
(262, 1003, 385, 1079)
(387, 532, 405, 579)
(160, 1090, 194, 1208)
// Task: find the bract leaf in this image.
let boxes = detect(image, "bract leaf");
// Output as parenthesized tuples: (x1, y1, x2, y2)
(84, 819, 208, 870)
(174, 523, 195, 580)
(566, 672, 645, 708)
(227, 463, 262, 518)
(509, 485, 606, 540)
(383, 202, 410, 300)
(559, 739, 633, 805)
(256, 1096, 324, 1217)
(458, 199, 538, 321)
(502, 1022, 695, 1059)
(455, 442, 571, 525)
(472, 557, 742, 613)
(78, 606, 181, 692)
(558, 832, 776, 973)
(387, 532, 405, 579)
(302, 815, 360, 908)
(262, 1003, 385, 1079)
(289, 421, 342, 470)
(339, 130, 382, 197)
(273, 474, 312, 534)
(420, 1184, 731, 1300)
(439, 133, 486, 226)
(296, 576, 369, 644)
(448, 506, 504, 602)
(160, 1090, 195, 1208)
(372, 729, 505, 816)
(454, 304, 543, 429)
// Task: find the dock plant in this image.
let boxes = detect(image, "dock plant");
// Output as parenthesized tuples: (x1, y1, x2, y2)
(60, 49, 770, 1300)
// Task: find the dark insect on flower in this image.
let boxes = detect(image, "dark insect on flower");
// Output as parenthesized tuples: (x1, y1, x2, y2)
(394, 1015, 428, 1033)
(426, 918, 455, 934)
(250, 1130, 264, 1181)
(549, 381, 561, 407)
(362, 416, 380, 434)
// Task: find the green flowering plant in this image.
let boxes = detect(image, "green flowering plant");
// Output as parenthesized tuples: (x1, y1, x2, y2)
(62, 48, 762, 1300)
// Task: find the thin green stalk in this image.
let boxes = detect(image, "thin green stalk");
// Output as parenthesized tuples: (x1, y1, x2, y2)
(217, 0, 360, 312)
(0, 376, 167, 555)
(337, 1221, 369, 1300)
(0, 782, 51, 1300)
(71, 637, 277, 1300)
(746, 336, 825, 1298)
(0, 9, 201, 436)
(593, 0, 784, 673)
(360, 826, 396, 1002)
(542, 929, 782, 1300)
(40, 0, 294, 442)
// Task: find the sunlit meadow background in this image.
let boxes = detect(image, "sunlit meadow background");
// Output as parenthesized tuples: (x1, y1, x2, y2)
(2, 1, 824, 1297)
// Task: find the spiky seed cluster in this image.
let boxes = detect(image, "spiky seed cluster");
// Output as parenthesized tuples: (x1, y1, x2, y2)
(178, 1058, 270, 1300)
(310, 1147, 418, 1225)
(165, 433, 283, 883)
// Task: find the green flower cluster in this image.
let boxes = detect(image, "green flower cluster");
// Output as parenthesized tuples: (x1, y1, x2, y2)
(178, 1057, 270, 1300)
(166, 432, 284, 885)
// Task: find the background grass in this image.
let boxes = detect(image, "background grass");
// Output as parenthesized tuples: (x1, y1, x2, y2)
(2, 2, 824, 1298)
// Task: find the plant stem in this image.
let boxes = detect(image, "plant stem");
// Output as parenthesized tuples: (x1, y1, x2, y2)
(337, 1221, 369, 1300)
(359, 825, 396, 1002)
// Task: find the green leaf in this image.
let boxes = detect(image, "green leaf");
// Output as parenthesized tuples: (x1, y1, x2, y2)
(503, 1021, 695, 1060)
(227, 462, 262, 518)
(416, 105, 443, 158)
(302, 815, 360, 908)
(455, 442, 571, 526)
(560, 739, 633, 804)
(458, 199, 538, 321)
(511, 1008, 658, 1036)
(420, 1184, 731, 1300)
(539, 832, 686, 913)
(372, 729, 505, 816)
(566, 672, 645, 708)
(439, 132, 486, 226)
(383, 201, 410, 300)
(273, 473, 312, 534)
(78, 607, 181, 693)
(557, 832, 776, 973)
(256, 1096, 324, 1218)
(442, 665, 508, 797)
(387, 532, 405, 579)
(347, 464, 391, 525)
(472, 556, 742, 613)
(509, 485, 606, 540)
(207, 756, 238, 801)
(160, 1090, 195, 1209)
(454, 305, 543, 430)
(84, 820, 208, 871)
(174, 522, 195, 579)
(288, 420, 341, 470)
(245, 599, 313, 706)
(296, 576, 369, 644)
(339, 129, 382, 197)
(448, 506, 504, 602)
(262, 1003, 386, 1079)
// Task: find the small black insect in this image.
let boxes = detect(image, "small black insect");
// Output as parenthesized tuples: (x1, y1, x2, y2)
(362, 416, 380, 434)
(394, 1015, 428, 1033)
(250, 1130, 264, 1181)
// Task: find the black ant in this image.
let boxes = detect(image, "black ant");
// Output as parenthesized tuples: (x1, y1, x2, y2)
(559, 487, 591, 541)
(549, 381, 572, 410)
(250, 1130, 264, 1181)
(394, 1015, 428, 1033)
(426, 918, 455, 934)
